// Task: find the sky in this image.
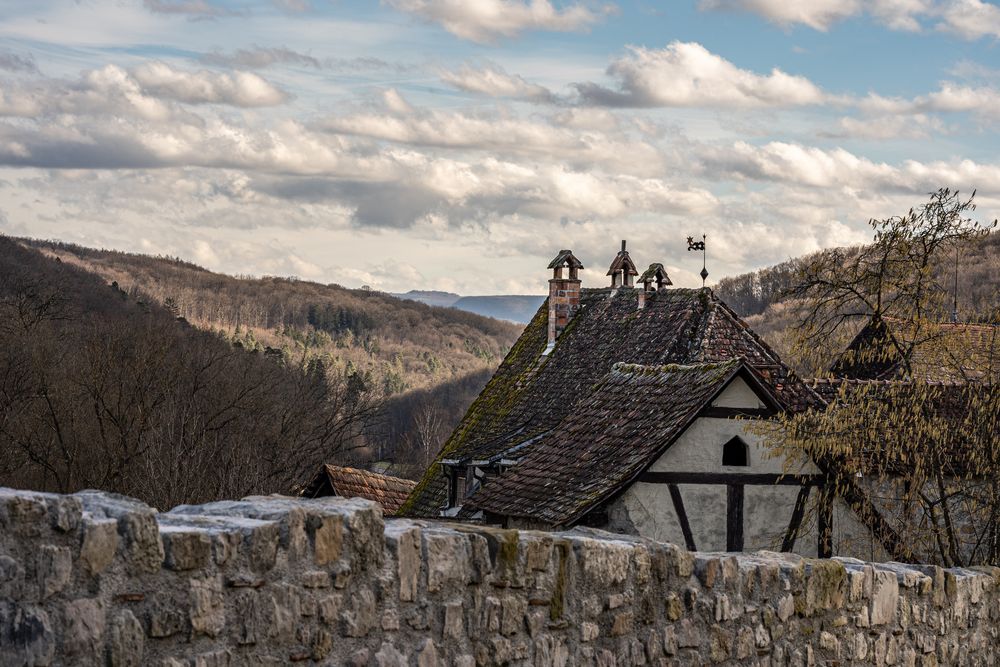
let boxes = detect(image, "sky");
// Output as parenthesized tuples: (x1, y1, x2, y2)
(0, 1, 999, 294)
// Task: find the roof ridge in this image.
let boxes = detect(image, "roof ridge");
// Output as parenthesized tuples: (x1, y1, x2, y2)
(611, 358, 743, 375)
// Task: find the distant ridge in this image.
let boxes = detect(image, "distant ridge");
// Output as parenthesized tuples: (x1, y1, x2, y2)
(394, 291, 544, 324)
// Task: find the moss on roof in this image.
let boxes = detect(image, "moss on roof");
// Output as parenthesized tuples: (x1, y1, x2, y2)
(398, 287, 818, 518)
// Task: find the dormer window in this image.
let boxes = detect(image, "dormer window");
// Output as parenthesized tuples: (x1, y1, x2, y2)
(722, 436, 749, 466)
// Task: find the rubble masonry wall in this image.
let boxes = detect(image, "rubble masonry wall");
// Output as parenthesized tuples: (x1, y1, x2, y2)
(1, 487, 998, 666)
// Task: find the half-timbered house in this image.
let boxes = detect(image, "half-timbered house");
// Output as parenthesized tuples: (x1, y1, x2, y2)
(399, 243, 890, 559)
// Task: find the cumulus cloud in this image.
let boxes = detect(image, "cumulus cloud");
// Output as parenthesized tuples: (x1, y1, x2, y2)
(699, 0, 863, 30)
(0, 51, 39, 74)
(822, 114, 947, 140)
(700, 0, 1000, 39)
(574, 41, 827, 108)
(384, 0, 614, 43)
(696, 140, 1000, 194)
(860, 83, 1000, 119)
(131, 62, 288, 106)
(0, 62, 288, 126)
(937, 0, 1000, 39)
(440, 63, 557, 102)
(320, 89, 664, 175)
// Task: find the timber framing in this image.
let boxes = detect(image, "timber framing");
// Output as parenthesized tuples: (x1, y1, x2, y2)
(637, 472, 825, 486)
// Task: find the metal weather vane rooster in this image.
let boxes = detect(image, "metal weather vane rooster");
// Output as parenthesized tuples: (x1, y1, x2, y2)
(687, 234, 708, 287)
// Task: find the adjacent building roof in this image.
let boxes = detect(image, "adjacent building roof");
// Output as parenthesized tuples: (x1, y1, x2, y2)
(299, 465, 416, 514)
(465, 359, 780, 526)
(398, 287, 821, 518)
(832, 316, 999, 383)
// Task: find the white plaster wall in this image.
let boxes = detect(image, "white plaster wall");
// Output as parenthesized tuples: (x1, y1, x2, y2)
(603, 378, 881, 558)
(711, 377, 764, 409)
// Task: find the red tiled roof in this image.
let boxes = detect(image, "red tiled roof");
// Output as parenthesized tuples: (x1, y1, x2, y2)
(466, 360, 779, 526)
(832, 316, 999, 383)
(300, 465, 416, 514)
(399, 287, 820, 518)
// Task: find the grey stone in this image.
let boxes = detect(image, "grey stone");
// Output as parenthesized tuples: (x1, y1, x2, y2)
(162, 530, 211, 570)
(342, 586, 376, 637)
(80, 518, 119, 574)
(109, 610, 144, 667)
(375, 641, 407, 667)
(416, 638, 438, 667)
(0, 602, 54, 666)
(443, 601, 464, 639)
(189, 576, 225, 637)
(872, 569, 900, 626)
(37, 545, 71, 599)
(63, 599, 105, 658)
(147, 604, 186, 639)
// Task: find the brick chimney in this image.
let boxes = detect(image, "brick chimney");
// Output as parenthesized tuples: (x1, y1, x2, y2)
(545, 250, 583, 353)
(606, 240, 638, 288)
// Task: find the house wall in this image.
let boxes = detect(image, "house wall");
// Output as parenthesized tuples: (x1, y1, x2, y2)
(2, 487, 997, 666)
(603, 377, 886, 560)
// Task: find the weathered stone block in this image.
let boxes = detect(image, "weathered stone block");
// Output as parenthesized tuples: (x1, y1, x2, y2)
(342, 586, 376, 637)
(109, 610, 144, 667)
(312, 515, 343, 566)
(426, 532, 471, 592)
(0, 602, 54, 666)
(161, 530, 211, 570)
(63, 599, 105, 659)
(189, 577, 225, 637)
(37, 545, 71, 599)
(443, 600, 464, 639)
(872, 569, 901, 626)
(375, 641, 407, 667)
(0, 555, 25, 598)
(147, 603, 186, 639)
(80, 518, 119, 574)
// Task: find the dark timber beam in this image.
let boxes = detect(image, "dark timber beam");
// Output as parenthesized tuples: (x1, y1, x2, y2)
(699, 406, 775, 419)
(667, 484, 697, 551)
(727, 484, 744, 552)
(638, 472, 825, 486)
(782, 486, 811, 552)
(817, 485, 834, 559)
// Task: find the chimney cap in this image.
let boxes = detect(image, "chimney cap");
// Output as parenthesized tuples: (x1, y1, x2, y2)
(639, 263, 673, 287)
(606, 241, 639, 277)
(548, 249, 584, 270)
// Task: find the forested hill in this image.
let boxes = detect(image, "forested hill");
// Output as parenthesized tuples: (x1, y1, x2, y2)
(714, 231, 999, 371)
(20, 238, 523, 397)
(0, 236, 381, 510)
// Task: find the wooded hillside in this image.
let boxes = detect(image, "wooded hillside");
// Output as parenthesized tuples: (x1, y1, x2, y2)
(715, 231, 999, 373)
(14, 238, 524, 482)
(0, 237, 379, 509)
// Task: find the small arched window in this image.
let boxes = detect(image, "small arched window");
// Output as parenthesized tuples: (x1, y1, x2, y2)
(722, 436, 749, 467)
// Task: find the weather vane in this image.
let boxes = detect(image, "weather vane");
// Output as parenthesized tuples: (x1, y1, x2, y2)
(687, 234, 708, 287)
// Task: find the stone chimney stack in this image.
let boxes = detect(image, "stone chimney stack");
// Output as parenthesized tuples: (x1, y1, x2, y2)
(606, 240, 638, 288)
(545, 250, 584, 352)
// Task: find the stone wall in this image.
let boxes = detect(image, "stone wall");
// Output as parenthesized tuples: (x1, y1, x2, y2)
(1, 487, 998, 666)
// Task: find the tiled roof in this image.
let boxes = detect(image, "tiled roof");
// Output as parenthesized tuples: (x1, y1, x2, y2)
(299, 465, 416, 515)
(465, 360, 774, 525)
(398, 287, 820, 518)
(832, 317, 999, 383)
